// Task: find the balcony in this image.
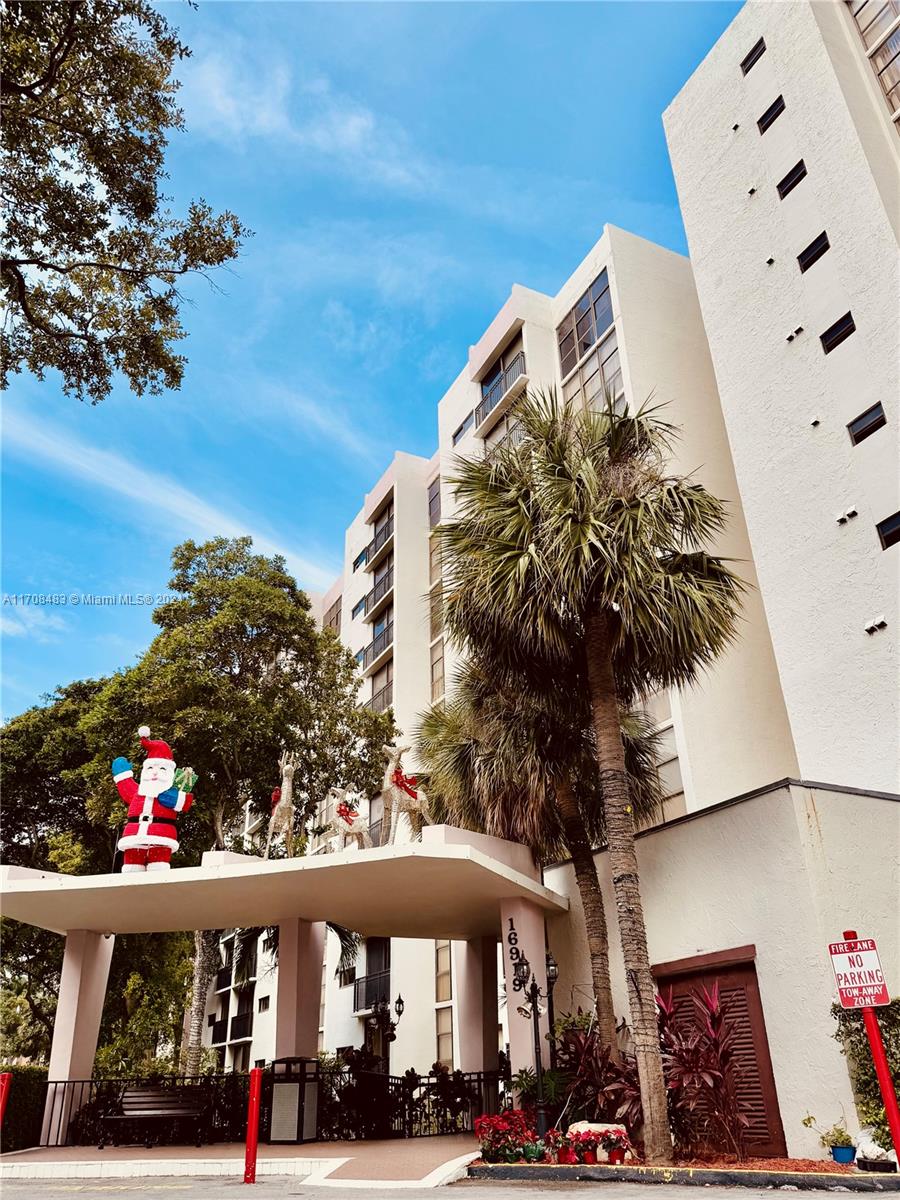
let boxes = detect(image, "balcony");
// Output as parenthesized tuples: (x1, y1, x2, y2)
(485, 420, 525, 459)
(215, 966, 233, 992)
(210, 1018, 228, 1045)
(361, 567, 394, 623)
(355, 621, 393, 676)
(364, 516, 395, 573)
(474, 351, 528, 438)
(353, 969, 391, 1014)
(230, 1011, 253, 1041)
(364, 680, 393, 714)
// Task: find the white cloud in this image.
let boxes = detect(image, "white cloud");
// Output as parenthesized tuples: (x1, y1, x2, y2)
(0, 605, 68, 643)
(2, 410, 340, 592)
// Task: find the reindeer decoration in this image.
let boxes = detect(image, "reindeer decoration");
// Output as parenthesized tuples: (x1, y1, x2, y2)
(320, 787, 372, 851)
(264, 751, 296, 859)
(381, 743, 432, 846)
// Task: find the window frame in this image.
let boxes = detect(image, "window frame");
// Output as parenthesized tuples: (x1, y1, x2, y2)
(740, 37, 766, 74)
(797, 231, 830, 273)
(820, 311, 856, 354)
(757, 95, 786, 133)
(452, 411, 474, 445)
(876, 510, 900, 549)
(777, 159, 807, 199)
(848, 402, 887, 445)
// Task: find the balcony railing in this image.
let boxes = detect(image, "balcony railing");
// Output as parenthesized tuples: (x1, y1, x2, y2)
(230, 1011, 253, 1041)
(355, 622, 393, 672)
(211, 1018, 228, 1045)
(362, 567, 393, 618)
(353, 969, 391, 1014)
(215, 966, 232, 992)
(364, 680, 393, 713)
(475, 351, 526, 429)
(368, 819, 383, 846)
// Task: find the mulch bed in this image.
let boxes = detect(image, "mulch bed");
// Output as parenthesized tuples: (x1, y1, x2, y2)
(675, 1156, 853, 1174)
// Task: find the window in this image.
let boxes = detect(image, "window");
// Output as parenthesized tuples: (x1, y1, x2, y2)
(848, 403, 887, 444)
(641, 690, 686, 826)
(323, 596, 341, 633)
(429, 536, 442, 586)
(352, 548, 368, 572)
(436, 1005, 453, 1069)
(351, 596, 366, 619)
(262, 937, 274, 954)
(740, 37, 766, 74)
(374, 500, 394, 537)
(877, 511, 900, 549)
(339, 966, 357, 987)
(430, 638, 445, 702)
(561, 327, 622, 410)
(208, 1013, 216, 1027)
(430, 583, 443, 641)
(757, 95, 785, 133)
(557, 269, 613, 379)
(254, 1059, 266, 1069)
(428, 477, 442, 527)
(258, 995, 269, 1013)
(846, 1, 900, 117)
(372, 604, 393, 640)
(777, 159, 807, 199)
(436, 939, 452, 1002)
(797, 231, 830, 273)
(453, 411, 474, 445)
(820, 311, 856, 354)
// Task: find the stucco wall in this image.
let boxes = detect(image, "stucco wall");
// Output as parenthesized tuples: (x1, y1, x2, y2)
(544, 784, 899, 1157)
(664, 0, 900, 793)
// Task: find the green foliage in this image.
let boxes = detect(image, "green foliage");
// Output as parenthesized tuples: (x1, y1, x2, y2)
(0, 1064, 48, 1151)
(1, 0, 250, 402)
(551, 1009, 594, 1041)
(802, 1112, 853, 1148)
(832, 998, 900, 1152)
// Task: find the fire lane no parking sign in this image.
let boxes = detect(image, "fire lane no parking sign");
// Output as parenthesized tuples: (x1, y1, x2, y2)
(829, 936, 890, 1008)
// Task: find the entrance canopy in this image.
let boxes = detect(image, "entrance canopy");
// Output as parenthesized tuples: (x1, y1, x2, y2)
(0, 826, 567, 940)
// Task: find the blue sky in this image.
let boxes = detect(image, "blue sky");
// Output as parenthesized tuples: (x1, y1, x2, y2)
(2, 0, 741, 719)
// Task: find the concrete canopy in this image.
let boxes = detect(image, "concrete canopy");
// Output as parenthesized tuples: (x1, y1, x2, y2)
(0, 831, 567, 940)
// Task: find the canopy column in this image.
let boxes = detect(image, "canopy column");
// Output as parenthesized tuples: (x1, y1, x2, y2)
(455, 936, 499, 1073)
(499, 898, 550, 1077)
(42, 929, 115, 1144)
(275, 919, 325, 1058)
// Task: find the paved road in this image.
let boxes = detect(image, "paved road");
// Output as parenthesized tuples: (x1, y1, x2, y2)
(0, 1182, 853, 1199)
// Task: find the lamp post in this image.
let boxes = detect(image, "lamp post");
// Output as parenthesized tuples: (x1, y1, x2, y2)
(545, 951, 559, 1069)
(514, 955, 549, 1137)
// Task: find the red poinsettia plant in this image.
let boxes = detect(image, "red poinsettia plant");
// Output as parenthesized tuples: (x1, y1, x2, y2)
(474, 1110, 536, 1162)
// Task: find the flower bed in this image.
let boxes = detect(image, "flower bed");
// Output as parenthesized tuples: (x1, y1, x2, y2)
(474, 1111, 634, 1165)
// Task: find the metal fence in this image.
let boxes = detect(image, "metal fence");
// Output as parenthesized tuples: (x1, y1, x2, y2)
(40, 1074, 250, 1148)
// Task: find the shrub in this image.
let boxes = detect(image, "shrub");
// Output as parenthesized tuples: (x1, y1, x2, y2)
(832, 998, 900, 1153)
(0, 1064, 48, 1151)
(474, 1109, 536, 1162)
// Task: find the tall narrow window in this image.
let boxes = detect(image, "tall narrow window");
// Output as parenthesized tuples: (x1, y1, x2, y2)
(777, 160, 807, 199)
(453, 411, 474, 445)
(429, 536, 442, 585)
(323, 596, 342, 633)
(820, 311, 856, 354)
(740, 37, 766, 74)
(797, 231, 830, 273)
(429, 583, 443, 641)
(430, 638, 445, 702)
(877, 511, 900, 550)
(757, 95, 785, 133)
(435, 939, 452, 1002)
(436, 1005, 453, 1069)
(428, 477, 442, 527)
(848, 403, 886, 445)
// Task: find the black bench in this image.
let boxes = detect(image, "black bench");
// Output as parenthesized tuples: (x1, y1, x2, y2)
(98, 1086, 207, 1149)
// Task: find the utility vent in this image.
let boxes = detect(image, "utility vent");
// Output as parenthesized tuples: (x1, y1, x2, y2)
(848, 403, 887, 445)
(777, 160, 807, 199)
(798, 231, 830, 273)
(757, 95, 786, 134)
(740, 37, 767, 75)
(821, 312, 856, 355)
(864, 616, 888, 635)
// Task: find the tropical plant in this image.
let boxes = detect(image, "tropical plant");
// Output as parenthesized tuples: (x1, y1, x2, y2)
(803, 1112, 854, 1148)
(832, 998, 899, 1153)
(418, 656, 663, 1050)
(438, 389, 744, 1164)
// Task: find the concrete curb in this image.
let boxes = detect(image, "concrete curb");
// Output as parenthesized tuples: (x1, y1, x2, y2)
(467, 1162, 900, 1191)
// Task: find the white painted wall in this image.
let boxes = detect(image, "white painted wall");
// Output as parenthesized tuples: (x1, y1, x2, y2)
(544, 784, 900, 1158)
(664, 0, 900, 794)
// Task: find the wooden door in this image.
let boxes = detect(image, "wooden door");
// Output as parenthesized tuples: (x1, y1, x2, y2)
(654, 955, 787, 1157)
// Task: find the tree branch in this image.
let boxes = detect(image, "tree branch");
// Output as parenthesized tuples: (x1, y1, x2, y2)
(0, 4, 81, 100)
(1, 260, 94, 341)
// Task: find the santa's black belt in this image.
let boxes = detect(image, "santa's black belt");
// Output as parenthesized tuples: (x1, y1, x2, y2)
(128, 816, 177, 827)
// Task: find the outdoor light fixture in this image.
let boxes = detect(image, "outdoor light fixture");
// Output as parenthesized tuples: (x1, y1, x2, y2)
(513, 955, 530, 987)
(545, 951, 559, 1069)
(545, 951, 559, 987)
(394, 995, 405, 1020)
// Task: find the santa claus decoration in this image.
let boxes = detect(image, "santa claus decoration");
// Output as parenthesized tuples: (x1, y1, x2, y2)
(111, 727, 197, 873)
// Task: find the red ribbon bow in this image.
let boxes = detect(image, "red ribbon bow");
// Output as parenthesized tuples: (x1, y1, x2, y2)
(336, 800, 359, 825)
(391, 767, 418, 798)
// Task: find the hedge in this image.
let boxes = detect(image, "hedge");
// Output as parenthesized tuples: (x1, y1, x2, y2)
(0, 1064, 48, 1152)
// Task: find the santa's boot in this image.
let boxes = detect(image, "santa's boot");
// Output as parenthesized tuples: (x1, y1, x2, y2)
(122, 850, 147, 874)
(147, 846, 172, 872)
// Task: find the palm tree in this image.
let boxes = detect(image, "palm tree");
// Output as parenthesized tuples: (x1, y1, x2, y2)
(417, 656, 663, 1052)
(438, 390, 743, 1165)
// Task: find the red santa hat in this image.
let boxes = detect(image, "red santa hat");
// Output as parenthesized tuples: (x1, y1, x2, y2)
(138, 726, 174, 768)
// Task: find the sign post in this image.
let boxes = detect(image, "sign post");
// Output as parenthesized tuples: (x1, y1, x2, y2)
(830, 931, 900, 1158)
(243, 1066, 264, 1184)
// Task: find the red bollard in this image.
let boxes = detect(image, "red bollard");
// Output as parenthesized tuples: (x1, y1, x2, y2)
(243, 1067, 263, 1184)
(0, 1073, 11, 1129)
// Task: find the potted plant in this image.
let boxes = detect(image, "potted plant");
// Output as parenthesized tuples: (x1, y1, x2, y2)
(522, 1139, 546, 1163)
(543, 1127, 566, 1163)
(572, 1130, 599, 1164)
(601, 1129, 632, 1165)
(802, 1113, 856, 1164)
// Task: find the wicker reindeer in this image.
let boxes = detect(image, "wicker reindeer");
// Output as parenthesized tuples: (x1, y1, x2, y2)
(321, 787, 372, 851)
(264, 751, 296, 859)
(381, 743, 432, 846)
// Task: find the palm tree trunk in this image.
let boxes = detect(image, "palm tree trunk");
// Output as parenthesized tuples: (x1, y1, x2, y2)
(555, 775, 618, 1054)
(184, 929, 219, 1076)
(584, 606, 672, 1166)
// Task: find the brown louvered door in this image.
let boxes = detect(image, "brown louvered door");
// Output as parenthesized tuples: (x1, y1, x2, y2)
(655, 961, 787, 1157)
